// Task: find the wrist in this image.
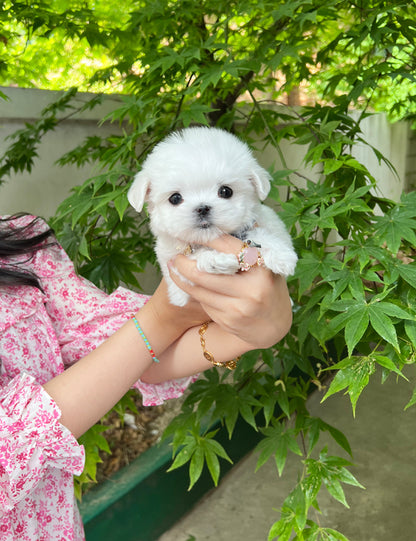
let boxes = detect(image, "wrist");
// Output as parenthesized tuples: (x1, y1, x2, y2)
(133, 297, 191, 359)
(136, 279, 208, 355)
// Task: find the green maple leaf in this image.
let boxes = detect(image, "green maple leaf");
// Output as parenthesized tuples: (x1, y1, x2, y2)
(255, 422, 302, 476)
(373, 206, 416, 253)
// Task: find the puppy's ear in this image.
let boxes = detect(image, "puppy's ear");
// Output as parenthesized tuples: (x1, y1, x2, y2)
(127, 170, 151, 212)
(250, 164, 271, 201)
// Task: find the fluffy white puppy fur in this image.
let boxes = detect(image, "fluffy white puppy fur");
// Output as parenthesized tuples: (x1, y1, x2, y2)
(128, 126, 297, 306)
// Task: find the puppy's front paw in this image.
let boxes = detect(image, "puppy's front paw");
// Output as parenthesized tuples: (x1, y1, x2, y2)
(262, 248, 298, 277)
(195, 250, 239, 275)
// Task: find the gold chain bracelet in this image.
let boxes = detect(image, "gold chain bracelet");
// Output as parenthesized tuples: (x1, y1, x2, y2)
(198, 321, 240, 370)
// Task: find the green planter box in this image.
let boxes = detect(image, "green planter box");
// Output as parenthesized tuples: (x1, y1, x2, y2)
(80, 415, 263, 541)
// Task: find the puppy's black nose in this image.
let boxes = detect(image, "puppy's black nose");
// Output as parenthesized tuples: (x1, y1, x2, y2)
(195, 205, 211, 217)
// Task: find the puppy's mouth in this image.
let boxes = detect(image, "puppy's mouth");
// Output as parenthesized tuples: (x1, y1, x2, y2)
(197, 220, 212, 229)
(187, 217, 222, 243)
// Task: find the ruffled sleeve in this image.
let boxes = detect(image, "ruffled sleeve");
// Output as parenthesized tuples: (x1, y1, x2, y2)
(0, 373, 84, 513)
(132, 376, 199, 406)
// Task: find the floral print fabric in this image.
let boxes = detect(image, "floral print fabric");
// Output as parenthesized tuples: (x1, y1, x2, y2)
(0, 215, 196, 540)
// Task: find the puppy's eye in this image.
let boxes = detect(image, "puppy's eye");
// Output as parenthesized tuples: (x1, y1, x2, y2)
(218, 185, 233, 199)
(168, 193, 183, 205)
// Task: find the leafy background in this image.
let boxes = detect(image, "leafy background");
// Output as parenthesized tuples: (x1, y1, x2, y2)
(1, 1, 416, 539)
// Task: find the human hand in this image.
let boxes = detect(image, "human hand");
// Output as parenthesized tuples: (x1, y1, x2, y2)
(168, 234, 293, 350)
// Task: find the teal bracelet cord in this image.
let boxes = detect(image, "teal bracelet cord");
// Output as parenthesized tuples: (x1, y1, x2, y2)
(132, 316, 160, 363)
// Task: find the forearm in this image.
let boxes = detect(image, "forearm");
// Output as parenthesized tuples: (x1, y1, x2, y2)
(43, 294, 199, 439)
(43, 318, 148, 438)
(141, 306, 291, 384)
(140, 322, 248, 383)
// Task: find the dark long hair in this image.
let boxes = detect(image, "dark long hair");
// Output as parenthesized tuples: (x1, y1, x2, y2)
(0, 214, 56, 290)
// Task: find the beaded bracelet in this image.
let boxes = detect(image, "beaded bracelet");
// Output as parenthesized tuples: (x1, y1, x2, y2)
(198, 321, 239, 370)
(132, 316, 160, 363)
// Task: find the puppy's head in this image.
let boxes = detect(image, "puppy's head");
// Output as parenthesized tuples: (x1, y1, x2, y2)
(128, 127, 271, 243)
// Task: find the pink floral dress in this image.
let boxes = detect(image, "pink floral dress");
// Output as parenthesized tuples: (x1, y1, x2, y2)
(0, 215, 196, 540)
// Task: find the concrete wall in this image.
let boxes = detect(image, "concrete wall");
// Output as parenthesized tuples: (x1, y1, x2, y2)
(0, 86, 413, 222)
(352, 111, 410, 201)
(0, 86, 124, 219)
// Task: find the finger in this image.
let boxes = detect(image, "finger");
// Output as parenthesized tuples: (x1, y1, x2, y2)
(171, 253, 265, 297)
(169, 258, 273, 318)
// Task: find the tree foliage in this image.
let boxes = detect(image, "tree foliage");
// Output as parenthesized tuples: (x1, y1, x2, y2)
(1, 0, 416, 120)
(1, 1, 416, 538)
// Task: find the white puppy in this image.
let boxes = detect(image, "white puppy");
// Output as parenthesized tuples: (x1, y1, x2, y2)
(128, 126, 297, 306)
